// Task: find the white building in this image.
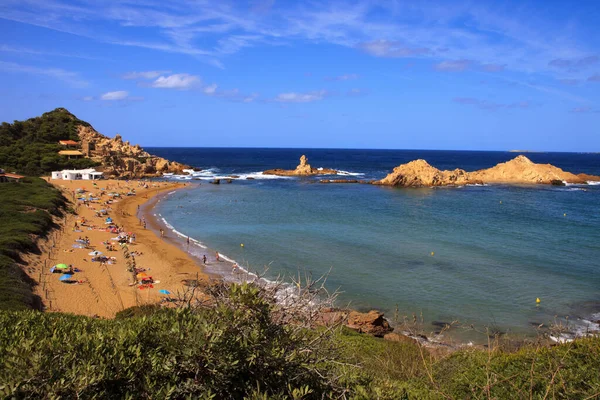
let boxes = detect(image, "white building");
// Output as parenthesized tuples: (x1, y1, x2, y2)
(51, 168, 103, 180)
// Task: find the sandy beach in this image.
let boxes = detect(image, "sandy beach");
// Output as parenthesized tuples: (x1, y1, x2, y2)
(28, 178, 211, 318)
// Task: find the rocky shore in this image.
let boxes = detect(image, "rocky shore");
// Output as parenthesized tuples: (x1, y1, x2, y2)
(77, 124, 190, 179)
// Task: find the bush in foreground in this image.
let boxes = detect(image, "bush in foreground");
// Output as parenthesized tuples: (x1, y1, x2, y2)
(1, 280, 599, 399)
(0, 283, 340, 399)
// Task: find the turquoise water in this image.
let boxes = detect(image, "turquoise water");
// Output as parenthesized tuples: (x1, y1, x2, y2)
(150, 149, 600, 341)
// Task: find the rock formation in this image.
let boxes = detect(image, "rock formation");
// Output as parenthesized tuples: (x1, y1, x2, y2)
(376, 155, 600, 187)
(263, 155, 338, 176)
(468, 155, 585, 184)
(375, 159, 480, 187)
(77, 124, 190, 178)
(346, 310, 393, 337)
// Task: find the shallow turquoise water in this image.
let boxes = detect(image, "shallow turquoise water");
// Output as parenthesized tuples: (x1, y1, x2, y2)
(150, 148, 600, 340)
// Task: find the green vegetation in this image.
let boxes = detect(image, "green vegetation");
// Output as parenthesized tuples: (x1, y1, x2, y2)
(0, 284, 340, 399)
(1, 284, 599, 398)
(0, 107, 97, 175)
(0, 177, 67, 311)
(338, 328, 600, 399)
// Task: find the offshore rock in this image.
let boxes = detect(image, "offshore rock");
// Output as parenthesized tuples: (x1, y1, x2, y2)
(376, 155, 599, 187)
(263, 155, 338, 176)
(375, 159, 479, 187)
(468, 155, 587, 184)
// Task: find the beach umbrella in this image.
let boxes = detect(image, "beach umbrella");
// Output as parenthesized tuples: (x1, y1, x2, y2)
(88, 251, 103, 256)
(136, 272, 148, 279)
(159, 289, 171, 295)
(55, 263, 69, 269)
(59, 274, 73, 281)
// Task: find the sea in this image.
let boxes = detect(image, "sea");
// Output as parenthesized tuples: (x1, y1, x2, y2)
(146, 148, 600, 343)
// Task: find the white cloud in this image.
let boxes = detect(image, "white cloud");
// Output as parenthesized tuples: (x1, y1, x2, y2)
(122, 70, 171, 80)
(276, 90, 327, 103)
(203, 83, 217, 94)
(358, 40, 430, 58)
(434, 60, 473, 72)
(81, 96, 94, 101)
(242, 93, 259, 103)
(151, 73, 200, 89)
(101, 91, 129, 100)
(346, 88, 367, 96)
(453, 97, 530, 110)
(0, 44, 101, 60)
(0, 61, 88, 87)
(326, 73, 359, 81)
(1, 0, 597, 87)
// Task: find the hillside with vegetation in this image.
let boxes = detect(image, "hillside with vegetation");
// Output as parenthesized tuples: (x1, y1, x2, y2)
(0, 177, 67, 311)
(0, 108, 98, 175)
(0, 108, 189, 178)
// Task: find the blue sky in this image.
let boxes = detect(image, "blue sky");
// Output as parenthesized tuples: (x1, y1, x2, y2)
(0, 0, 599, 151)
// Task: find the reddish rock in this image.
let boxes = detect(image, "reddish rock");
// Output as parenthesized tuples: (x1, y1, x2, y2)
(346, 310, 393, 337)
(383, 332, 418, 345)
(375, 155, 600, 187)
(264, 155, 337, 176)
(77, 125, 190, 178)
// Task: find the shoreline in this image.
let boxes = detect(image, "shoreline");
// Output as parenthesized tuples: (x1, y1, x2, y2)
(26, 177, 600, 347)
(141, 186, 246, 283)
(29, 179, 211, 318)
(148, 180, 600, 347)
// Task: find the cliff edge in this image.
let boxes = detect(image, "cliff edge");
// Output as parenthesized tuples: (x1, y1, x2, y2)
(75, 116, 189, 178)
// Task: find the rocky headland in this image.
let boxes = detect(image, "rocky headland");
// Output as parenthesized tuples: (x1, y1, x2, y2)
(263, 155, 338, 176)
(77, 123, 190, 178)
(375, 155, 600, 187)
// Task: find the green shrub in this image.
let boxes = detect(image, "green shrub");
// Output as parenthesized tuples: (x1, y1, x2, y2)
(431, 338, 600, 398)
(0, 177, 67, 310)
(1, 280, 599, 399)
(0, 283, 341, 399)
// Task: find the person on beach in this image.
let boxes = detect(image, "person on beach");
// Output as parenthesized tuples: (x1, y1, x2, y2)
(232, 263, 238, 273)
(215, 251, 220, 262)
(187, 236, 190, 246)
(202, 255, 207, 264)
(160, 229, 164, 238)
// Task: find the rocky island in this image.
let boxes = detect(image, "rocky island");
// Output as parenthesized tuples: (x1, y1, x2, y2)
(375, 155, 600, 187)
(263, 155, 338, 176)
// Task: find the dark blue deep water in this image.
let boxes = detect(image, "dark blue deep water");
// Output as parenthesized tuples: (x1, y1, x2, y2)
(147, 148, 600, 342)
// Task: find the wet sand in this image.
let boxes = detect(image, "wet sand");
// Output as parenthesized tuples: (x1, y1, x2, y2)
(29, 178, 211, 318)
